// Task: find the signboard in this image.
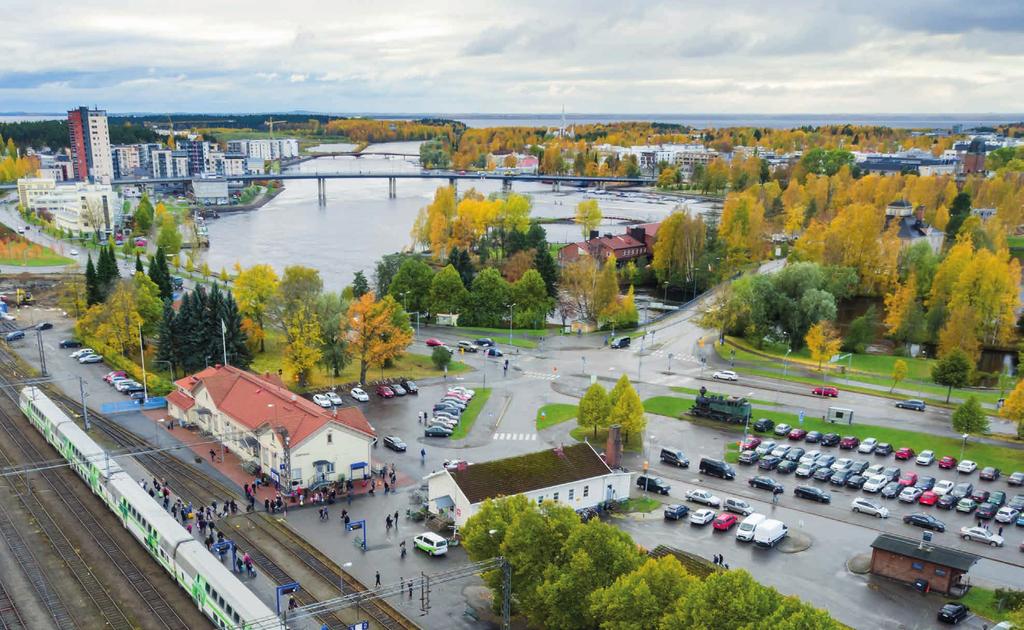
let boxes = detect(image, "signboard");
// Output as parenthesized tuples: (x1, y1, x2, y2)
(349, 622, 369, 630)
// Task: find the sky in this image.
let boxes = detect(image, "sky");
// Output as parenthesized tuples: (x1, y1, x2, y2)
(2, 0, 1023, 114)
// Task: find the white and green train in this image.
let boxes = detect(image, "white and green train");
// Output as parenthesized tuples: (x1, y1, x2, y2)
(19, 386, 282, 630)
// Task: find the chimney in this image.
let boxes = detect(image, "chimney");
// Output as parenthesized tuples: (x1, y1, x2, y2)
(589, 229, 599, 240)
(605, 424, 622, 469)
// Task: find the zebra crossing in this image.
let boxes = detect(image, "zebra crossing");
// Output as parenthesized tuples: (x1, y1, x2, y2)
(523, 370, 560, 380)
(493, 432, 538, 441)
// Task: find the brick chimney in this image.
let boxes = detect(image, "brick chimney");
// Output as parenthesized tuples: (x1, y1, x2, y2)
(605, 424, 623, 469)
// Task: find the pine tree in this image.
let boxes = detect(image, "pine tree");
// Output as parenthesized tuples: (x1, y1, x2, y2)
(533, 246, 559, 298)
(85, 254, 102, 306)
(155, 299, 180, 376)
(352, 270, 369, 298)
(176, 291, 206, 372)
(135, 253, 144, 274)
(220, 289, 252, 369)
(147, 245, 173, 300)
(204, 283, 226, 365)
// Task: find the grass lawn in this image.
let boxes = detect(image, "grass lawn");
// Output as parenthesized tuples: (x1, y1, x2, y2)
(669, 386, 777, 407)
(458, 326, 550, 338)
(0, 253, 74, 266)
(620, 497, 660, 513)
(958, 587, 1009, 623)
(724, 441, 740, 464)
(570, 426, 642, 452)
(508, 337, 538, 349)
(450, 388, 492, 440)
(536, 403, 578, 430)
(1008, 235, 1024, 249)
(250, 332, 468, 391)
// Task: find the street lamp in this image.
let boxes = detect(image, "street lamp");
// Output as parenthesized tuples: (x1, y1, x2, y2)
(507, 303, 516, 346)
(741, 392, 754, 445)
(581, 355, 586, 376)
(959, 433, 969, 466)
(782, 348, 792, 377)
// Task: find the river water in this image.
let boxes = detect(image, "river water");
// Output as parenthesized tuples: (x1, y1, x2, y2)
(196, 143, 714, 291)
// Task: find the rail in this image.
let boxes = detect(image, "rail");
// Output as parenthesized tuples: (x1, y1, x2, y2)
(0, 579, 25, 630)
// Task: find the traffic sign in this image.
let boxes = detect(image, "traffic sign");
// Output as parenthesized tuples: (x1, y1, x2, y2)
(798, 410, 805, 424)
(349, 622, 369, 630)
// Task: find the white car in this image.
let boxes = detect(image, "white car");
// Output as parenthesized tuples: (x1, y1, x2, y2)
(447, 387, 475, 397)
(312, 394, 333, 408)
(350, 387, 369, 402)
(916, 450, 935, 466)
(851, 497, 889, 518)
(712, 370, 738, 381)
(799, 451, 821, 465)
(689, 508, 716, 525)
(959, 526, 1004, 547)
(685, 489, 721, 507)
(831, 457, 853, 472)
(957, 460, 978, 474)
(443, 459, 472, 471)
(995, 507, 1020, 523)
(857, 437, 878, 454)
(70, 249, 79, 256)
(862, 475, 889, 493)
(326, 391, 344, 406)
(70, 348, 95, 358)
(114, 380, 140, 392)
(79, 354, 103, 364)
(933, 480, 955, 496)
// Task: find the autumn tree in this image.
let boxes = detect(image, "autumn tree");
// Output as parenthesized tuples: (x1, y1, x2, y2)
(578, 383, 610, 438)
(234, 264, 279, 352)
(781, 179, 807, 234)
(805, 320, 842, 370)
(890, 359, 908, 393)
(347, 293, 414, 384)
(575, 199, 602, 240)
(883, 273, 924, 343)
(999, 379, 1024, 439)
(608, 379, 646, 444)
(283, 303, 322, 386)
(651, 210, 705, 290)
(937, 303, 981, 362)
(594, 255, 620, 325)
(76, 280, 143, 357)
(718, 191, 765, 270)
(560, 256, 599, 323)
(316, 291, 351, 378)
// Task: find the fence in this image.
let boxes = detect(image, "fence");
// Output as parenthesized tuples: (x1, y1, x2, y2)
(99, 397, 167, 414)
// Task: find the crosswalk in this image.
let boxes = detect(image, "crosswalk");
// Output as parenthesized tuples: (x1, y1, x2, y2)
(493, 432, 538, 441)
(523, 371, 560, 380)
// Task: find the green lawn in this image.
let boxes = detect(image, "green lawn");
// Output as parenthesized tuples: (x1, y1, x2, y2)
(669, 386, 777, 407)
(570, 426, 642, 452)
(724, 441, 740, 464)
(620, 497, 660, 513)
(450, 388, 492, 440)
(508, 337, 538, 349)
(458, 326, 550, 338)
(958, 587, 1011, 623)
(0, 253, 74, 266)
(536, 403, 578, 430)
(1007, 235, 1024, 249)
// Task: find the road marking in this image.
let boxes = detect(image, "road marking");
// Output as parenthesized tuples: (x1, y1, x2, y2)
(492, 432, 538, 441)
(523, 371, 559, 380)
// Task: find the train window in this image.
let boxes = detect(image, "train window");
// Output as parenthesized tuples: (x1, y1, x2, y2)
(205, 583, 211, 595)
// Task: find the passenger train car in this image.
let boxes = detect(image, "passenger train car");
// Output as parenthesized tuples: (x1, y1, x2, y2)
(18, 387, 281, 630)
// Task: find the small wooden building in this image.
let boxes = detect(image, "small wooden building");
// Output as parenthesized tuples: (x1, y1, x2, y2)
(869, 533, 978, 595)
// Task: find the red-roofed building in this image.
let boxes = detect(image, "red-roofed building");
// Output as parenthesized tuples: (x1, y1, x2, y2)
(557, 222, 661, 266)
(166, 365, 377, 490)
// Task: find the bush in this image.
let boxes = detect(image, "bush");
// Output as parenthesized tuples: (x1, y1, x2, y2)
(431, 346, 453, 370)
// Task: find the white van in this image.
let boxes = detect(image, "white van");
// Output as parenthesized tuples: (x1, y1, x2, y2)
(753, 519, 788, 548)
(413, 532, 448, 556)
(736, 513, 767, 542)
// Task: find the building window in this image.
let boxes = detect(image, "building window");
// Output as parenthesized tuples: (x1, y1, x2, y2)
(553, 492, 559, 502)
(568, 489, 574, 501)
(911, 562, 924, 571)
(583, 486, 589, 498)
(327, 433, 332, 444)
(935, 568, 947, 577)
(537, 496, 543, 505)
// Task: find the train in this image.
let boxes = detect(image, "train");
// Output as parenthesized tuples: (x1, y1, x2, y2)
(689, 393, 752, 424)
(18, 386, 281, 630)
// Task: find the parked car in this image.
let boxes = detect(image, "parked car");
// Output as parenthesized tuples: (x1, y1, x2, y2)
(795, 462, 819, 478)
(323, 391, 343, 406)
(831, 457, 853, 473)
(375, 385, 395, 398)
(724, 498, 754, 516)
(758, 456, 782, 471)
(685, 489, 721, 507)
(799, 450, 822, 465)
(663, 504, 689, 521)
(689, 509, 716, 526)
(610, 336, 631, 349)
(838, 436, 860, 450)
(848, 460, 870, 475)
(1007, 472, 1024, 486)
(636, 476, 671, 495)
(776, 460, 798, 475)
(485, 347, 503, 358)
(979, 467, 1001, 481)
(753, 418, 775, 432)
(919, 491, 940, 506)
(698, 458, 735, 480)
(950, 482, 974, 499)
(830, 470, 854, 486)
(425, 338, 444, 347)
(103, 370, 127, 383)
(770, 445, 791, 458)
(894, 447, 916, 461)
(813, 467, 836, 482)
(1009, 494, 1024, 510)
(788, 428, 807, 441)
(443, 459, 471, 471)
(995, 507, 1020, 523)
(660, 448, 690, 468)
(312, 394, 333, 408)
(898, 472, 919, 487)
(903, 513, 946, 532)
(794, 486, 831, 503)
(959, 526, 1003, 547)
(820, 433, 841, 447)
(812, 386, 839, 397)
(736, 513, 767, 542)
(403, 380, 419, 394)
(804, 431, 822, 444)
(753, 519, 788, 548)
(858, 438, 878, 454)
(989, 491, 1006, 507)
(896, 399, 927, 411)
(846, 475, 868, 489)
(816, 455, 837, 468)
(413, 533, 449, 556)
(976, 502, 998, 520)
(712, 370, 738, 381)
(899, 487, 924, 503)
(957, 460, 978, 474)
(880, 482, 902, 499)
(738, 450, 760, 465)
(424, 426, 453, 438)
(79, 354, 103, 363)
(35, 322, 53, 331)
(938, 456, 958, 469)
(937, 602, 969, 624)
(390, 383, 407, 396)
(874, 443, 893, 456)
(934, 480, 955, 496)
(936, 495, 958, 510)
(916, 450, 936, 466)
(712, 513, 739, 531)
(383, 436, 407, 452)
(754, 440, 777, 456)
(350, 388, 369, 402)
(773, 423, 793, 437)
(783, 447, 805, 462)
(70, 348, 96, 359)
(474, 338, 495, 347)
(58, 339, 83, 348)
(457, 341, 478, 353)
(915, 476, 936, 491)
(748, 476, 784, 493)
(851, 497, 889, 518)
(956, 498, 979, 513)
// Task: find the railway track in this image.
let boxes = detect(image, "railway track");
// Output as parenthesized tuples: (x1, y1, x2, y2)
(0, 578, 26, 630)
(0, 497, 70, 629)
(0, 403, 191, 630)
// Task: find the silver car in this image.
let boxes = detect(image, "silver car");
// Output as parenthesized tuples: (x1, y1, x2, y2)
(851, 497, 888, 518)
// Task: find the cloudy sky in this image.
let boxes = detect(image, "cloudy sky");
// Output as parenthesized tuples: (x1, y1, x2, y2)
(2, 0, 1022, 114)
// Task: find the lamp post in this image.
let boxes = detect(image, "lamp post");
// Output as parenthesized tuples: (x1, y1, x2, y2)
(741, 391, 754, 445)
(782, 348, 792, 377)
(581, 355, 586, 376)
(959, 433, 969, 466)
(507, 303, 516, 346)
(137, 323, 148, 403)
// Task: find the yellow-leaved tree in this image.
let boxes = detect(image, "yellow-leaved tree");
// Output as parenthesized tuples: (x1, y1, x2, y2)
(718, 191, 765, 270)
(999, 379, 1024, 439)
(234, 263, 280, 352)
(805, 320, 842, 370)
(283, 302, 322, 387)
(575, 199, 602, 240)
(347, 293, 414, 385)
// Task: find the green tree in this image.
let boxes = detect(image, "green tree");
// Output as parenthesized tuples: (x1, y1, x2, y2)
(316, 291, 351, 378)
(758, 596, 842, 630)
(388, 257, 434, 314)
(155, 299, 181, 376)
(447, 247, 475, 287)
(931, 349, 972, 403)
(219, 288, 251, 369)
(951, 396, 988, 435)
(799, 148, 854, 176)
(661, 569, 782, 629)
(608, 373, 632, 410)
(85, 254, 102, 306)
(132, 271, 164, 336)
(147, 245, 173, 300)
(495, 193, 532, 255)
(431, 345, 452, 370)
(156, 216, 182, 254)
(842, 305, 877, 353)
(533, 245, 559, 298)
(462, 495, 535, 614)
(134, 194, 154, 232)
(274, 265, 323, 336)
(890, 359, 908, 393)
(372, 252, 412, 296)
(511, 269, 554, 328)
(135, 253, 144, 274)
(429, 265, 469, 315)
(609, 380, 646, 444)
(575, 199, 602, 240)
(578, 383, 610, 438)
(465, 268, 512, 328)
(351, 270, 369, 298)
(589, 556, 698, 630)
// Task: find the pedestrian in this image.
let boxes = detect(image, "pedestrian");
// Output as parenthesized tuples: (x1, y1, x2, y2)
(384, 481, 390, 495)
(375, 571, 381, 588)
(400, 540, 406, 558)
(209, 448, 216, 462)
(394, 510, 399, 530)
(386, 515, 393, 531)
(264, 498, 271, 512)
(421, 448, 426, 463)
(288, 596, 297, 611)
(347, 491, 353, 505)
(998, 526, 1003, 536)
(408, 581, 413, 598)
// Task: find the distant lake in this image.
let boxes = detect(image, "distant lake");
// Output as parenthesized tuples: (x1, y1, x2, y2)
(0, 114, 63, 122)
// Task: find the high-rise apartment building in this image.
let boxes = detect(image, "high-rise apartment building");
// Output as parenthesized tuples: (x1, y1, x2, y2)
(67, 106, 114, 182)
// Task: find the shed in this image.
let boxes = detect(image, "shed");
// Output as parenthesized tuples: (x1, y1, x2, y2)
(869, 533, 978, 595)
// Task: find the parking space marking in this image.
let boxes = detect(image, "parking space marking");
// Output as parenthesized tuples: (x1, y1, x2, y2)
(492, 432, 538, 441)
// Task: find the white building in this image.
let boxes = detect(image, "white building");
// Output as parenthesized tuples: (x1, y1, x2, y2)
(16, 177, 119, 234)
(166, 365, 377, 490)
(226, 138, 299, 160)
(223, 153, 247, 177)
(67, 106, 113, 182)
(425, 443, 632, 527)
(191, 178, 229, 205)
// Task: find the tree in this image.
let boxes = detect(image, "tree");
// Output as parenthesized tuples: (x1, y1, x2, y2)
(578, 383, 610, 438)
(799, 148, 854, 176)
(656, 166, 680, 188)
(147, 245, 173, 300)
(511, 270, 554, 328)
(589, 556, 698, 630)
(608, 380, 645, 444)
(155, 299, 181, 376)
(135, 254, 144, 274)
(931, 349, 972, 403)
(134, 194, 154, 232)
(283, 303, 322, 387)
(156, 216, 182, 254)
(431, 346, 452, 370)
(58, 272, 88, 319)
(220, 288, 251, 369)
(495, 193, 531, 255)
(461, 495, 536, 614)
(351, 271, 369, 298)
(718, 191, 765, 270)
(937, 303, 981, 362)
(429, 265, 469, 315)
(890, 359, 907, 393)
(388, 257, 434, 314)
(883, 273, 920, 342)
(316, 291, 351, 378)
(234, 264, 279, 352)
(76, 280, 143, 357)
(1000, 379, 1024, 439)
(952, 396, 988, 435)
(533, 245, 559, 298)
(465, 268, 512, 328)
(575, 199, 602, 239)
(560, 256, 599, 323)
(805, 321, 842, 370)
(347, 293, 414, 385)
(447, 247, 474, 287)
(132, 271, 164, 336)
(662, 570, 783, 629)
(594, 256, 620, 325)
(842, 306, 876, 353)
(652, 211, 705, 290)
(372, 252, 412, 296)
(85, 254, 102, 306)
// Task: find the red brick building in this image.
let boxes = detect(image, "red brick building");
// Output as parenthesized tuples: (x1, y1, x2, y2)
(558, 222, 661, 266)
(869, 533, 977, 595)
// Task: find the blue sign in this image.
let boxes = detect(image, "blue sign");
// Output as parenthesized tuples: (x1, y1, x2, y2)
(349, 623, 369, 630)
(798, 411, 805, 424)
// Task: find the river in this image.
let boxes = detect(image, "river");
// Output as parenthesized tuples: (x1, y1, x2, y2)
(196, 143, 714, 291)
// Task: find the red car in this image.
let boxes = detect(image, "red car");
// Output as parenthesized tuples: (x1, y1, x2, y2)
(898, 472, 918, 487)
(838, 436, 860, 449)
(919, 491, 939, 506)
(812, 386, 839, 397)
(938, 456, 957, 469)
(712, 513, 738, 531)
(741, 437, 762, 451)
(103, 370, 127, 383)
(375, 385, 395, 398)
(894, 447, 916, 461)
(425, 338, 444, 347)
(788, 428, 808, 441)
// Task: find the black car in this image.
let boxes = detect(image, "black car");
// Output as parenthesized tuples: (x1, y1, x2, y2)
(830, 470, 854, 486)
(58, 339, 83, 348)
(804, 431, 822, 444)
(848, 460, 869, 475)
(794, 486, 831, 503)
(35, 322, 53, 331)
(820, 433, 840, 447)
(903, 513, 945, 532)
(1009, 472, 1024, 486)
(475, 338, 495, 347)
(1008, 494, 1024, 510)
(937, 602, 969, 624)
(915, 476, 936, 491)
(758, 456, 782, 471)
(845, 474, 868, 489)
(383, 436, 407, 452)
(636, 476, 671, 495)
(976, 502, 998, 520)
(753, 418, 775, 433)
(402, 380, 419, 394)
(776, 460, 798, 475)
(816, 455, 837, 468)
(812, 467, 836, 482)
(424, 426, 453, 438)
(784, 447, 805, 462)
(950, 482, 973, 499)
(971, 489, 990, 504)
(749, 476, 784, 493)
(979, 467, 1001, 481)
(881, 482, 903, 499)
(936, 494, 958, 510)
(882, 466, 901, 482)
(875, 443, 894, 456)
(989, 491, 1006, 508)
(663, 504, 689, 520)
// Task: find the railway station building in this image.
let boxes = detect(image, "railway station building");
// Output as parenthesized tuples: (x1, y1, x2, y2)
(166, 365, 377, 492)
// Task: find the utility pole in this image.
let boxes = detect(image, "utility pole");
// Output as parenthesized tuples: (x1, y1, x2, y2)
(35, 330, 47, 376)
(138, 323, 148, 402)
(80, 377, 90, 430)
